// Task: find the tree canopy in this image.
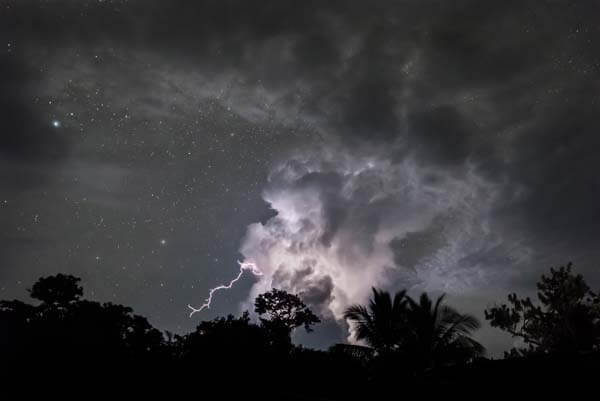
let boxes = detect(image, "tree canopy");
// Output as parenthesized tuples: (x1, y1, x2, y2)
(1, 273, 164, 366)
(344, 288, 484, 371)
(255, 288, 321, 334)
(2, 265, 600, 398)
(485, 262, 600, 356)
(343, 288, 407, 352)
(29, 273, 83, 305)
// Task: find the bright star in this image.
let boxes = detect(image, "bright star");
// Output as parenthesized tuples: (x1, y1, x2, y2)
(52, 120, 61, 128)
(160, 239, 167, 245)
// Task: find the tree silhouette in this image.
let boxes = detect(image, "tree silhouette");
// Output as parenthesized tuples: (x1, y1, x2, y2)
(485, 262, 600, 355)
(29, 273, 83, 305)
(255, 288, 321, 332)
(404, 293, 484, 370)
(343, 288, 407, 353)
(7, 269, 600, 396)
(344, 289, 484, 373)
(176, 311, 271, 378)
(1, 274, 164, 368)
(255, 288, 320, 350)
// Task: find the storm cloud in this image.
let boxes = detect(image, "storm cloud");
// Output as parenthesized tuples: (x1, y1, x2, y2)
(2, 0, 600, 353)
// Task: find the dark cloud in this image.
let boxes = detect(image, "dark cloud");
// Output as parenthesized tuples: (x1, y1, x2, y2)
(407, 106, 474, 166)
(0, 53, 70, 167)
(390, 222, 447, 271)
(2, 0, 600, 355)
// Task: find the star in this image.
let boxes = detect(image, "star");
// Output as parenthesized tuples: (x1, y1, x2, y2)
(160, 239, 167, 245)
(51, 120, 61, 128)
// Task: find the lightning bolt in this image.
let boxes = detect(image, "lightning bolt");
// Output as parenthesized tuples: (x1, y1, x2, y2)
(188, 260, 262, 317)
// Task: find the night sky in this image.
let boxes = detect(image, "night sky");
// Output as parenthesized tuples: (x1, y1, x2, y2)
(2, 0, 600, 355)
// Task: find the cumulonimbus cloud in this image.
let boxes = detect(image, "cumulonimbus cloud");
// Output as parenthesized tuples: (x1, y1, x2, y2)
(239, 147, 532, 339)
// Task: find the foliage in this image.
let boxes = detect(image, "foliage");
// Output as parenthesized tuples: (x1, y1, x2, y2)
(344, 288, 484, 371)
(176, 311, 270, 361)
(255, 288, 321, 334)
(1, 274, 164, 365)
(485, 262, 600, 355)
(29, 273, 83, 305)
(6, 266, 600, 397)
(343, 288, 407, 352)
(403, 293, 484, 370)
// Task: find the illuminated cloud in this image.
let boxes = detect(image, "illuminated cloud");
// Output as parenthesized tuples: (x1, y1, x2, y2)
(240, 148, 532, 339)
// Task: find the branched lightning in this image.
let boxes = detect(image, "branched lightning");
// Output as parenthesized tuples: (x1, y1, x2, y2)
(188, 260, 262, 317)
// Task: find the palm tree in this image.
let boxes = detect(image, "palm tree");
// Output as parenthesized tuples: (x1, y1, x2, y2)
(404, 293, 484, 370)
(343, 288, 407, 353)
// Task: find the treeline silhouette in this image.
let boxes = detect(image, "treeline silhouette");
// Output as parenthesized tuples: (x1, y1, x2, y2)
(1, 263, 599, 399)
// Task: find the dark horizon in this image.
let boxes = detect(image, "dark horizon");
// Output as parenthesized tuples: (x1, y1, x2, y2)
(3, 264, 600, 399)
(2, 0, 600, 358)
